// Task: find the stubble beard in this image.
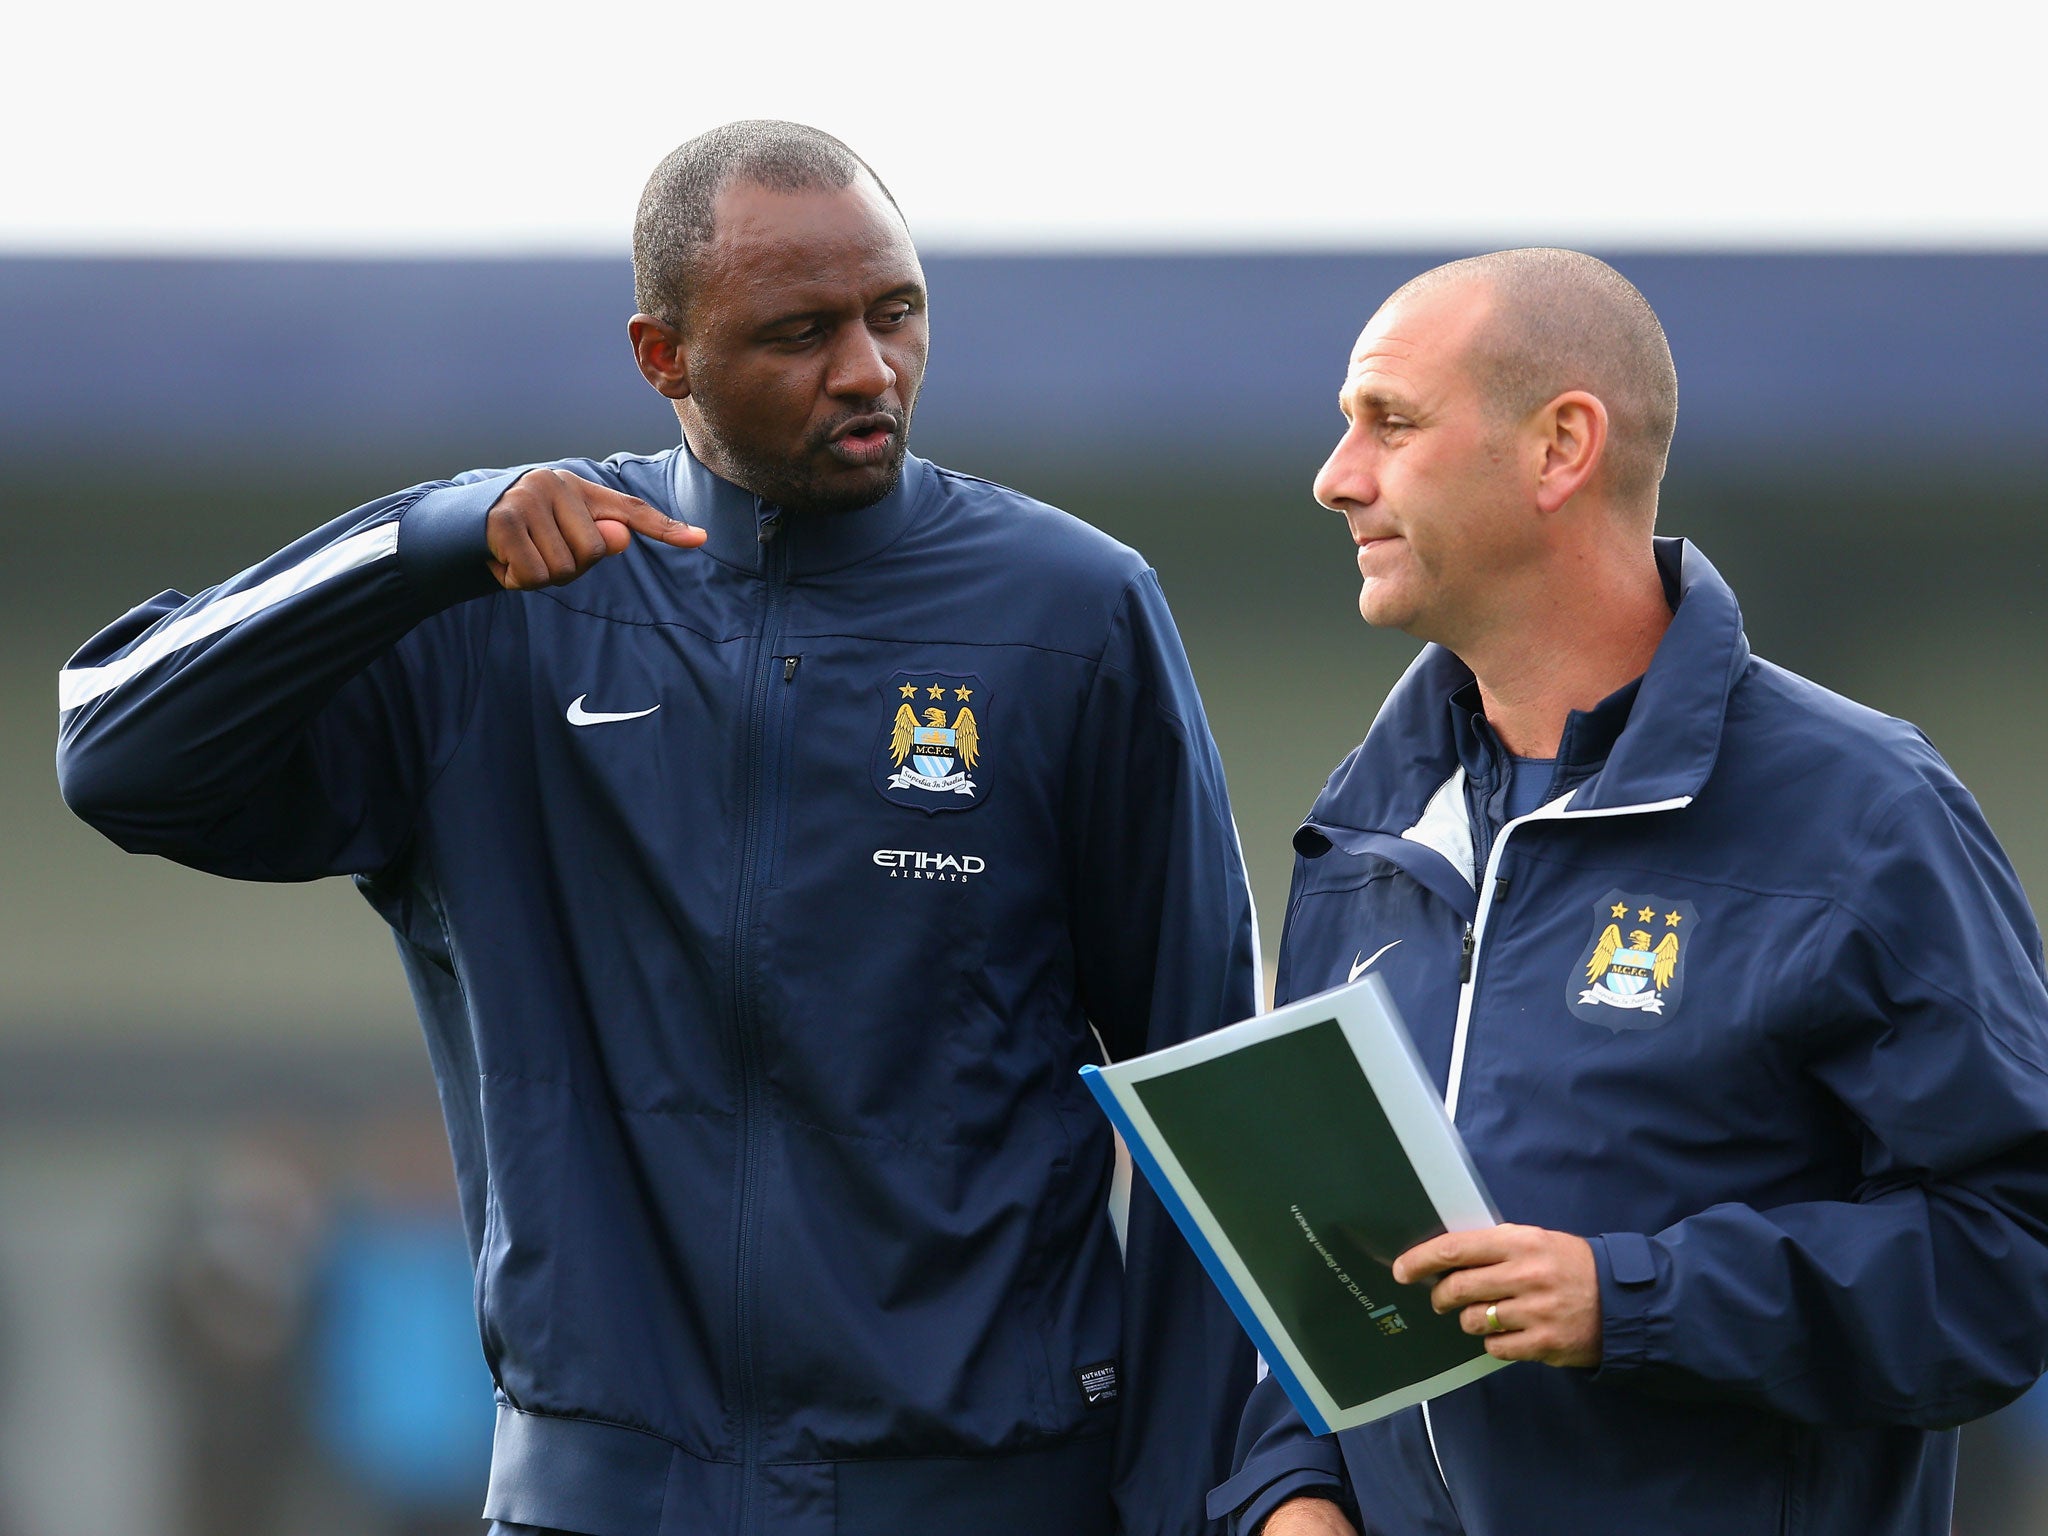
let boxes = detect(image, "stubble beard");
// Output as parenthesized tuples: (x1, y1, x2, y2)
(692, 399, 914, 517)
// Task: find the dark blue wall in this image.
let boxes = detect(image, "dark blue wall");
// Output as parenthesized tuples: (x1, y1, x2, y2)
(4, 253, 2043, 473)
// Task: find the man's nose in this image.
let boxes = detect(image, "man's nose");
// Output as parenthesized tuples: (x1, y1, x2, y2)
(827, 326, 897, 400)
(1313, 428, 1377, 514)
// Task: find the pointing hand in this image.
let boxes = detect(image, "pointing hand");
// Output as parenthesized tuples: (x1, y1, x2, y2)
(486, 468, 706, 591)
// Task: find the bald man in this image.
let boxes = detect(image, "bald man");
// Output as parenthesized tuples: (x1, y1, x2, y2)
(1209, 251, 2048, 1536)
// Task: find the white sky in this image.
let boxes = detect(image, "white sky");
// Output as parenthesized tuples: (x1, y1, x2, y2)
(5, 0, 2044, 254)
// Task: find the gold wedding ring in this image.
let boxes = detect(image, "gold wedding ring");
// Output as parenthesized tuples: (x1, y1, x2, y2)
(1484, 1302, 1505, 1334)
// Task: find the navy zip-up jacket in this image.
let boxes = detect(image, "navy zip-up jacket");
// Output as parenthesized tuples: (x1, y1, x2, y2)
(57, 445, 1261, 1536)
(1212, 540, 2048, 1536)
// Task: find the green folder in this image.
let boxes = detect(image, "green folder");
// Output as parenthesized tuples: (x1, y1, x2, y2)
(1081, 976, 1506, 1432)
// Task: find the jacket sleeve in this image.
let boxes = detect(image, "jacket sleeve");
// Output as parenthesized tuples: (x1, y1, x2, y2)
(1592, 775, 2048, 1427)
(56, 473, 516, 879)
(1066, 569, 1263, 1536)
(1206, 1372, 1359, 1534)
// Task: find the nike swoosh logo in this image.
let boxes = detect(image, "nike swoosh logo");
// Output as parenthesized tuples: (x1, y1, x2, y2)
(566, 695, 661, 726)
(1349, 940, 1402, 983)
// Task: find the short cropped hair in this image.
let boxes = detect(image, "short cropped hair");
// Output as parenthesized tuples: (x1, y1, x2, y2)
(633, 120, 901, 326)
(1397, 249, 1679, 507)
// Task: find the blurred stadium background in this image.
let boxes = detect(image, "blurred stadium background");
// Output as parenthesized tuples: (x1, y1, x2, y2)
(8, 0, 2048, 1511)
(2, 249, 2045, 1533)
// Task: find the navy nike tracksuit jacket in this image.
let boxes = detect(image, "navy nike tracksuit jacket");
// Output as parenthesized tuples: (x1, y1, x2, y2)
(57, 445, 1260, 1536)
(1212, 540, 2048, 1536)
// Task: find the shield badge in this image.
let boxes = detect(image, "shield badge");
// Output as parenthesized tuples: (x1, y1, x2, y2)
(1567, 889, 1697, 1031)
(911, 722, 958, 781)
(876, 672, 991, 814)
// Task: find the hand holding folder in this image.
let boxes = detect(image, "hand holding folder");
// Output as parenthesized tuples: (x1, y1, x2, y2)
(1081, 976, 1510, 1433)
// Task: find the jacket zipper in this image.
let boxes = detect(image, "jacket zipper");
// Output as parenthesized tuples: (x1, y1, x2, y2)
(731, 504, 790, 1534)
(1422, 788, 1694, 1516)
(1443, 792, 1692, 1116)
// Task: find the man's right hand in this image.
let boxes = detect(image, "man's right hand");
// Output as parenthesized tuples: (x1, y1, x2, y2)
(486, 468, 706, 591)
(1263, 1496, 1361, 1536)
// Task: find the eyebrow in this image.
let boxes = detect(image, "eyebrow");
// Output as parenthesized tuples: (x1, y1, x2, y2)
(1339, 386, 1416, 418)
(758, 283, 926, 334)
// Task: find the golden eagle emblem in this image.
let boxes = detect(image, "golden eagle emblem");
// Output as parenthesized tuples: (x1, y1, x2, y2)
(1585, 925, 1679, 991)
(1573, 894, 1694, 1025)
(879, 675, 988, 811)
(890, 704, 979, 769)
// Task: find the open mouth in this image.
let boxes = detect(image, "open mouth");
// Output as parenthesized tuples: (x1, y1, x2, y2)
(826, 413, 900, 465)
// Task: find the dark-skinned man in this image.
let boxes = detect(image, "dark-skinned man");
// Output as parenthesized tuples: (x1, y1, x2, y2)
(58, 121, 1258, 1536)
(1210, 250, 2048, 1536)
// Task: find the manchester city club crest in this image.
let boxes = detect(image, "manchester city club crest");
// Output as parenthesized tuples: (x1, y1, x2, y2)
(875, 672, 990, 814)
(1567, 890, 1697, 1031)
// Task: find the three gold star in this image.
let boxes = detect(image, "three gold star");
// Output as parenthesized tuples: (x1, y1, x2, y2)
(900, 680, 978, 704)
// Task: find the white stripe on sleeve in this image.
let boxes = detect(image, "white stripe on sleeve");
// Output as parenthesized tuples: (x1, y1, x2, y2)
(59, 521, 402, 712)
(1231, 811, 1268, 1011)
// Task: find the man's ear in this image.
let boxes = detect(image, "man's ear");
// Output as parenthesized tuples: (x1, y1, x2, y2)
(629, 314, 690, 400)
(1534, 390, 1608, 515)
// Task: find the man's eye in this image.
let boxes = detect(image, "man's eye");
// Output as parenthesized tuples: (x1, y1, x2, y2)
(872, 305, 913, 327)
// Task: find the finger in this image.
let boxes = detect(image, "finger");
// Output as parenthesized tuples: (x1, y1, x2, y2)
(1483, 1317, 1583, 1364)
(526, 504, 585, 586)
(1484, 1329, 1546, 1362)
(1460, 1300, 1514, 1337)
(492, 526, 550, 592)
(570, 478, 704, 547)
(547, 487, 614, 570)
(1391, 1236, 1457, 1286)
(486, 480, 556, 575)
(1429, 1264, 1514, 1315)
(1392, 1227, 1511, 1286)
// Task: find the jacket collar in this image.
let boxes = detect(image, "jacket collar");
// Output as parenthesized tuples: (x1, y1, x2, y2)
(1449, 672, 1642, 803)
(667, 438, 929, 579)
(1308, 538, 1751, 837)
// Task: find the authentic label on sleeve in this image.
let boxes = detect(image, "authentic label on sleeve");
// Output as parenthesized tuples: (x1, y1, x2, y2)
(1075, 1360, 1120, 1406)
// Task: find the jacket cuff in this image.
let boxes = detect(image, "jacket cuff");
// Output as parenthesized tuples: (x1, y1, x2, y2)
(1208, 1442, 1354, 1532)
(1591, 1231, 1666, 1375)
(397, 476, 516, 608)
(1237, 1474, 1356, 1535)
